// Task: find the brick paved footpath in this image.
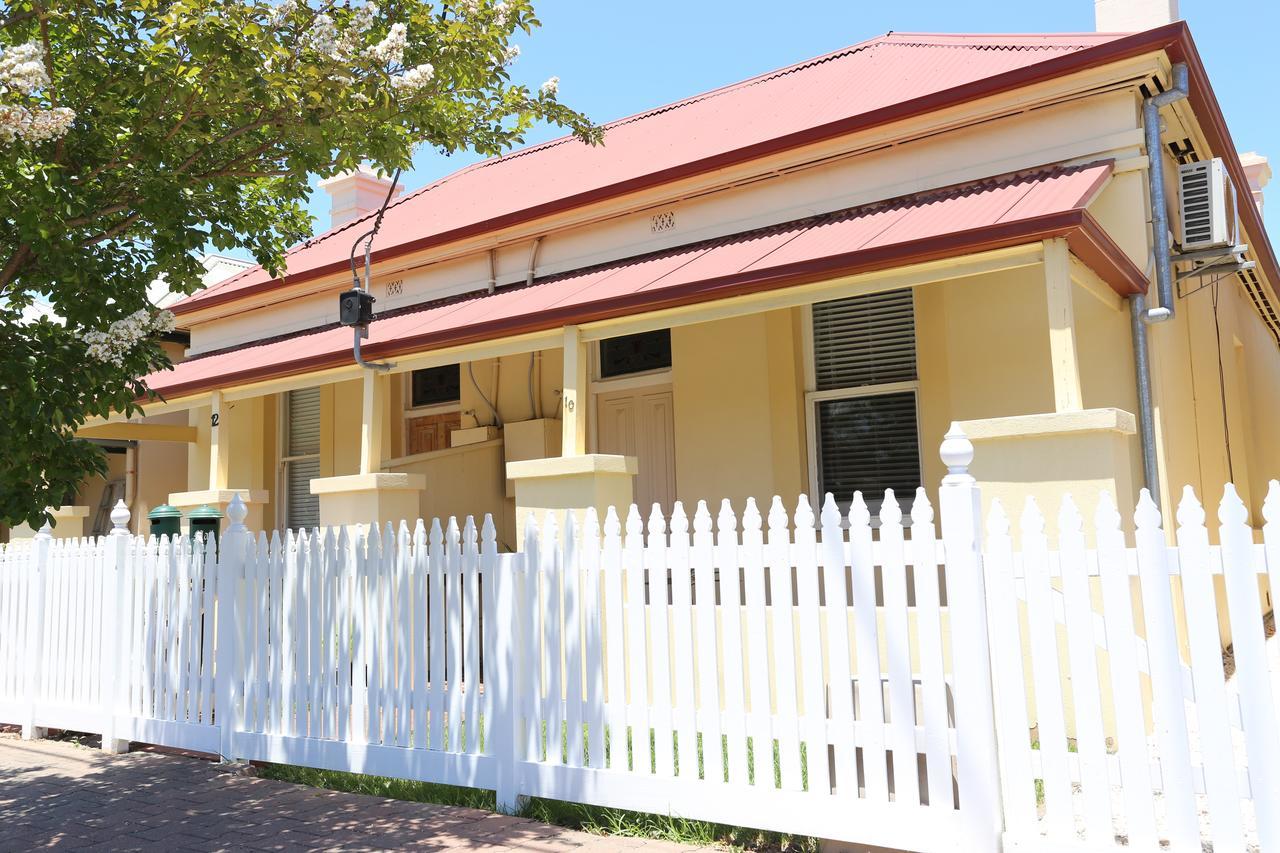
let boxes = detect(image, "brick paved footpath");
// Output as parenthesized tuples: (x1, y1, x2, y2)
(0, 732, 708, 852)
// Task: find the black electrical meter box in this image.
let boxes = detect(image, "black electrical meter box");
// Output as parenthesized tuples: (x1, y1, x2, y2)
(339, 288, 375, 327)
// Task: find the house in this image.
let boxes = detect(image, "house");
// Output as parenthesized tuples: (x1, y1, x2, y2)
(32, 14, 1280, 551)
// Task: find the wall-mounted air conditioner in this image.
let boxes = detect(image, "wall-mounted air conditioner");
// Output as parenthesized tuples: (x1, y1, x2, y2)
(1178, 159, 1237, 250)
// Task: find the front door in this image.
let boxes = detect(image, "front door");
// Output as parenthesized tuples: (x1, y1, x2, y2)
(595, 384, 677, 515)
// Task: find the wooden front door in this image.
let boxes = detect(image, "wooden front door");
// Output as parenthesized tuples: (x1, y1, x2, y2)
(594, 384, 677, 515)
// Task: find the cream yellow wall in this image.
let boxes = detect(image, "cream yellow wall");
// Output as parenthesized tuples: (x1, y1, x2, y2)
(186, 405, 212, 491)
(459, 349, 563, 435)
(322, 380, 364, 478)
(386, 442, 516, 549)
(668, 309, 805, 510)
(1148, 275, 1280, 530)
(134, 412, 190, 531)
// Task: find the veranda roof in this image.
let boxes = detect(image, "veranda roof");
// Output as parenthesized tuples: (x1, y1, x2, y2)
(146, 160, 1140, 399)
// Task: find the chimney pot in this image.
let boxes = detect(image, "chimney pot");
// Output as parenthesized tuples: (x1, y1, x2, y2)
(1239, 152, 1271, 217)
(1094, 0, 1179, 31)
(317, 165, 405, 229)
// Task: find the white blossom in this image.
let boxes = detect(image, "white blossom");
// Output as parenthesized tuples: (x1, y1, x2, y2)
(350, 2, 379, 33)
(0, 104, 75, 145)
(366, 22, 406, 65)
(539, 75, 559, 97)
(268, 0, 299, 28)
(455, 0, 481, 15)
(392, 62, 435, 93)
(501, 43, 520, 65)
(80, 309, 176, 367)
(0, 42, 49, 97)
(303, 13, 342, 58)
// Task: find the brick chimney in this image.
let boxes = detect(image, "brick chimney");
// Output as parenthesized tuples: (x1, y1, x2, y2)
(1094, 0, 1178, 30)
(1239, 152, 1271, 217)
(317, 165, 405, 229)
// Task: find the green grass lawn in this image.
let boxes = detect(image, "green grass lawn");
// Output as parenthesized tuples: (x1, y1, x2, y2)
(256, 726, 818, 852)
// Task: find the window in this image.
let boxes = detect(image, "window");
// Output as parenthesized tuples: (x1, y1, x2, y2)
(807, 289, 922, 513)
(282, 387, 321, 530)
(405, 365, 461, 455)
(410, 365, 461, 408)
(598, 329, 672, 378)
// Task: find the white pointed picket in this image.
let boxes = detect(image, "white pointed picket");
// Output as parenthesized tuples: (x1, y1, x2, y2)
(818, 495, 855, 795)
(1175, 487, 1243, 853)
(1218, 485, 1280, 851)
(879, 491, 918, 807)
(1056, 496, 1111, 841)
(849, 492, 889, 802)
(1093, 493, 1158, 849)
(715, 499, 748, 786)
(690, 501, 722, 784)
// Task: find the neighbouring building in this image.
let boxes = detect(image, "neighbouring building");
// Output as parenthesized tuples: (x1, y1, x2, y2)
(25, 17, 1280, 553)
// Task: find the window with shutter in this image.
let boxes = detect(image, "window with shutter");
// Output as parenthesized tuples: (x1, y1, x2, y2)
(282, 387, 321, 530)
(807, 289, 922, 513)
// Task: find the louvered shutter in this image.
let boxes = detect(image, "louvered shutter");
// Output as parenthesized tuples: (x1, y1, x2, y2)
(285, 388, 321, 530)
(812, 288, 917, 390)
(811, 290, 921, 508)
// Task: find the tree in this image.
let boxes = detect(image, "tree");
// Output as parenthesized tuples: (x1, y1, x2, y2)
(0, 0, 597, 528)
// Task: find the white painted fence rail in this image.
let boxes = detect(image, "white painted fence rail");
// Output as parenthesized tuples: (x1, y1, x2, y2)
(2, 426, 1278, 853)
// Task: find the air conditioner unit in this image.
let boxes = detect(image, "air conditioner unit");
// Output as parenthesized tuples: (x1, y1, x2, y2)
(1178, 159, 1237, 250)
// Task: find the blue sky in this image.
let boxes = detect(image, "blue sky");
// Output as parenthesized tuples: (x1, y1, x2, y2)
(293, 0, 1278, 240)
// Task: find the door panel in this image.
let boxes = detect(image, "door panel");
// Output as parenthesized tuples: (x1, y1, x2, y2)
(595, 384, 676, 514)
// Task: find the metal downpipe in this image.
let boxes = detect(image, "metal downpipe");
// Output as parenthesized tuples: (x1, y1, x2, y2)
(1128, 63, 1189, 504)
(1141, 63, 1189, 324)
(1129, 293, 1161, 506)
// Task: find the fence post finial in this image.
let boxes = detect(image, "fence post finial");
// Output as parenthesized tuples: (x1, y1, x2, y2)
(110, 499, 130, 534)
(226, 492, 248, 532)
(940, 422, 974, 483)
(35, 518, 53, 540)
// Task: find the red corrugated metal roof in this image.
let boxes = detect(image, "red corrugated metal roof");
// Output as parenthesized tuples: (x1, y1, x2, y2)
(148, 161, 1136, 399)
(172, 30, 1137, 316)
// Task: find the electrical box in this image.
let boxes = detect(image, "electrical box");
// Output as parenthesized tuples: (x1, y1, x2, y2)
(503, 418, 562, 497)
(339, 288, 375, 327)
(1178, 159, 1237, 250)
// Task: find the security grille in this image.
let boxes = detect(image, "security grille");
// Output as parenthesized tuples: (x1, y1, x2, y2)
(283, 387, 321, 530)
(810, 289, 921, 511)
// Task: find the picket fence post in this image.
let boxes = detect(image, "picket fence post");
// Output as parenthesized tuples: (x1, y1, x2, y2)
(936, 424, 1002, 851)
(21, 520, 53, 741)
(99, 500, 132, 753)
(215, 493, 250, 762)
(489, 513, 524, 813)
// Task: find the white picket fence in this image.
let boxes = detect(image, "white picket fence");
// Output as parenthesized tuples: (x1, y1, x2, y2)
(989, 482, 1280, 853)
(2, 427, 1278, 853)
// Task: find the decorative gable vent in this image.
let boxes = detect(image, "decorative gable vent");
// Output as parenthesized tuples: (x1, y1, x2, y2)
(1178, 159, 1237, 250)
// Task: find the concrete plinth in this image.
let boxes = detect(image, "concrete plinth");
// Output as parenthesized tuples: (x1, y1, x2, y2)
(169, 489, 268, 532)
(959, 407, 1139, 543)
(506, 454, 637, 550)
(310, 473, 425, 527)
(8, 506, 90, 540)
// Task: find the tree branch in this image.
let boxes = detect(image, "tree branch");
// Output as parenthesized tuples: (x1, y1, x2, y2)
(0, 244, 32, 291)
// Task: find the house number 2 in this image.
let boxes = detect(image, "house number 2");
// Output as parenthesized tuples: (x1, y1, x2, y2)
(211, 413, 220, 428)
